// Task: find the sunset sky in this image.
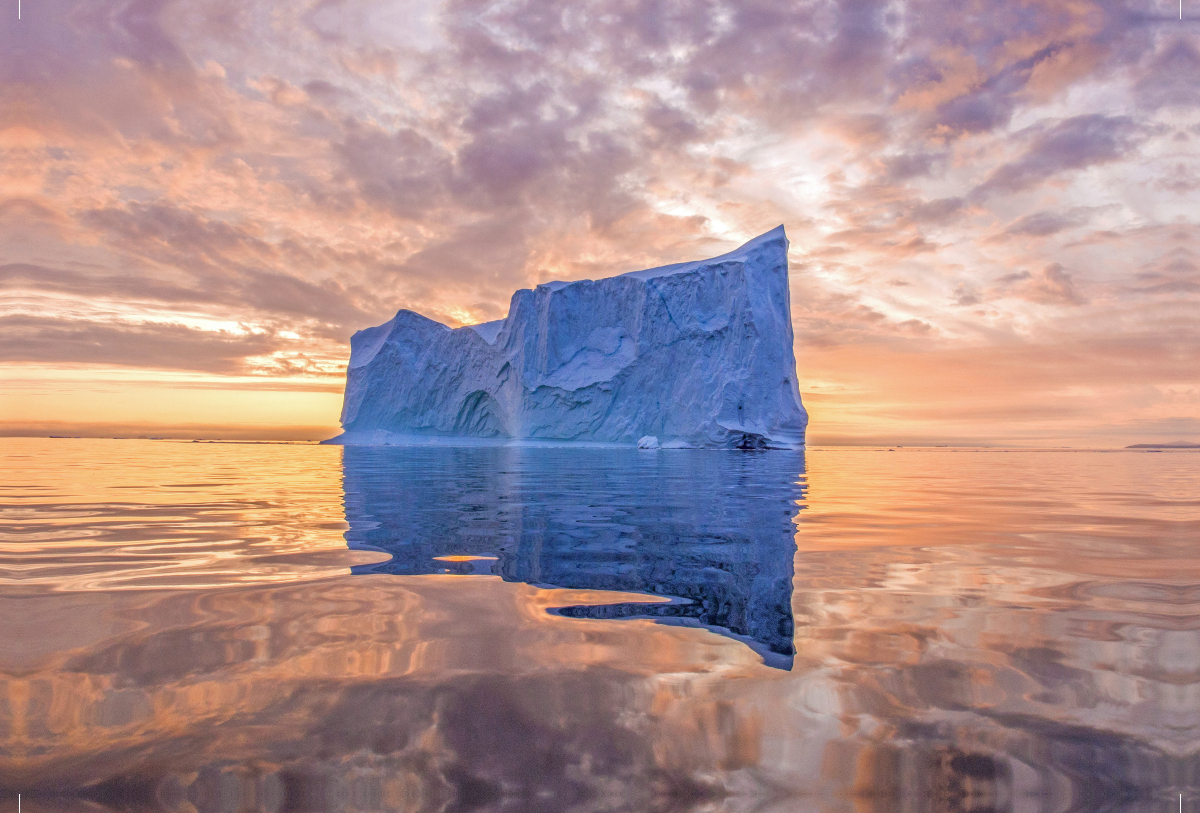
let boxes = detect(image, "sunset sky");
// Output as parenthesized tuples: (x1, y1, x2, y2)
(2, 0, 1195, 445)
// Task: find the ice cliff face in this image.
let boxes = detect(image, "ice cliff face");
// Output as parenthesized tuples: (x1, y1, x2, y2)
(329, 226, 807, 448)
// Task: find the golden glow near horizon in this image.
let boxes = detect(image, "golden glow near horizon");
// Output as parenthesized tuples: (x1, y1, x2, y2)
(2, 365, 343, 439)
(2, 0, 1196, 445)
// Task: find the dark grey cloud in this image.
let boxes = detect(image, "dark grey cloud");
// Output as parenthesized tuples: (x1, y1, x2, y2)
(953, 283, 981, 307)
(75, 204, 384, 335)
(997, 263, 1086, 306)
(1127, 245, 1200, 295)
(930, 43, 1066, 137)
(972, 115, 1145, 198)
(303, 79, 344, 99)
(336, 124, 452, 220)
(82, 203, 273, 268)
(1132, 36, 1200, 111)
(1003, 210, 1090, 237)
(674, 0, 891, 121)
(0, 315, 287, 373)
(907, 197, 965, 225)
(445, 85, 641, 227)
(1, 262, 216, 305)
(2, 0, 237, 147)
(793, 288, 939, 347)
(389, 213, 535, 294)
(881, 152, 939, 182)
(643, 101, 703, 148)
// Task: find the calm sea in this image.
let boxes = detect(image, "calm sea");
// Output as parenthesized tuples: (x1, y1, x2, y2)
(1, 437, 1196, 812)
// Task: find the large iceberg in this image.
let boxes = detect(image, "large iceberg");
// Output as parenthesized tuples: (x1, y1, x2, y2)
(327, 226, 807, 448)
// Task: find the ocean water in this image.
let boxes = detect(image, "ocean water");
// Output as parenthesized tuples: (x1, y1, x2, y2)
(0, 437, 1196, 812)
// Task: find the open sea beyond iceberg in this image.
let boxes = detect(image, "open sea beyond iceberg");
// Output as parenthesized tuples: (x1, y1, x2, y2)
(1, 437, 1197, 812)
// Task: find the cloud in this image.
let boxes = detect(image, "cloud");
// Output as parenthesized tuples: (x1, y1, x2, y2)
(997, 263, 1087, 306)
(1132, 36, 1200, 111)
(952, 283, 981, 307)
(927, 42, 1074, 138)
(74, 203, 386, 334)
(336, 124, 452, 220)
(1126, 246, 1200, 295)
(1002, 210, 1090, 237)
(907, 197, 965, 224)
(880, 152, 939, 181)
(972, 115, 1145, 198)
(0, 0, 1194, 443)
(0, 315, 286, 374)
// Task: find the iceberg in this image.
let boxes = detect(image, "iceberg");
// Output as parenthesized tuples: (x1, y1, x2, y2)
(327, 226, 807, 448)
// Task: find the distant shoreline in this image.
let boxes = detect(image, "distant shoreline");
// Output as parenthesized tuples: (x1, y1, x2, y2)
(1125, 443, 1200, 449)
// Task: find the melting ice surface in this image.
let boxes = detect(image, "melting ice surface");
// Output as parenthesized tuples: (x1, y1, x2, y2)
(1, 438, 1198, 812)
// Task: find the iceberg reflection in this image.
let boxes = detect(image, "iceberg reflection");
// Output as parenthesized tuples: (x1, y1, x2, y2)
(341, 446, 805, 665)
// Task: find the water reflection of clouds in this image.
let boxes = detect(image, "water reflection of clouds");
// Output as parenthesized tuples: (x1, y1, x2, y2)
(2, 578, 773, 804)
(1, 442, 1197, 811)
(787, 548, 1198, 786)
(778, 450, 1200, 807)
(0, 439, 378, 591)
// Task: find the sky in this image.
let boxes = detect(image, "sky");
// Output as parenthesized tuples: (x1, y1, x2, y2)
(1, 0, 1196, 445)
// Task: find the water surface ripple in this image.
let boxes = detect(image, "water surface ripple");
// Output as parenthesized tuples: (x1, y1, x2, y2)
(0, 438, 1196, 812)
